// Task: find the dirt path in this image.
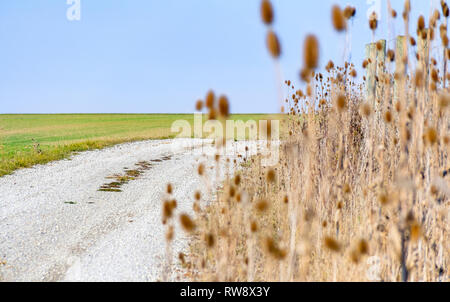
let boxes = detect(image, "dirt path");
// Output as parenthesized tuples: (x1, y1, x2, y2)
(0, 139, 251, 281)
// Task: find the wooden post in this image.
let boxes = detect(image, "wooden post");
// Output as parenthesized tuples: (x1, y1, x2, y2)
(376, 40, 386, 107)
(376, 40, 387, 72)
(394, 36, 406, 101)
(365, 40, 386, 104)
(417, 29, 430, 88)
(365, 43, 377, 102)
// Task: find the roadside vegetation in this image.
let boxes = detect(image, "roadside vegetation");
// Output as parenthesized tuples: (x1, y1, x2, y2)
(164, 1, 450, 282)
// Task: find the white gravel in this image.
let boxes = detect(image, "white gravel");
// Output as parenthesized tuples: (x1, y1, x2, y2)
(0, 139, 255, 281)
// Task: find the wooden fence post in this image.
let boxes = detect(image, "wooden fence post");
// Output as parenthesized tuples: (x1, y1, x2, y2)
(365, 42, 377, 102)
(394, 36, 406, 102)
(417, 29, 430, 88)
(365, 40, 386, 104)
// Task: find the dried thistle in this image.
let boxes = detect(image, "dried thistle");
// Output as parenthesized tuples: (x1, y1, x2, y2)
(218, 95, 230, 117)
(369, 12, 378, 31)
(261, 0, 274, 25)
(167, 183, 173, 195)
(266, 237, 287, 260)
(266, 169, 276, 183)
(198, 163, 205, 176)
(180, 213, 196, 232)
(336, 93, 347, 111)
(195, 100, 204, 111)
(255, 199, 269, 212)
(205, 90, 215, 109)
(332, 5, 347, 32)
(324, 236, 341, 252)
(303, 35, 319, 70)
(425, 128, 438, 145)
(194, 191, 201, 201)
(250, 220, 258, 233)
(205, 233, 215, 248)
(267, 30, 281, 58)
(358, 239, 369, 255)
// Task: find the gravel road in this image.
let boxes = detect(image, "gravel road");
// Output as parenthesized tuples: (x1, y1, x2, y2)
(0, 139, 252, 281)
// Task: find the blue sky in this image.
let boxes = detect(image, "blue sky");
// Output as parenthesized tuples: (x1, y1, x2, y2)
(0, 0, 442, 113)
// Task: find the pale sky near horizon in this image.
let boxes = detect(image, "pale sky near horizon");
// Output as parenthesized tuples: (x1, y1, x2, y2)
(0, 0, 444, 114)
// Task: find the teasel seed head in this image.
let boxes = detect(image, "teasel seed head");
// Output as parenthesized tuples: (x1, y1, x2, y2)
(343, 183, 351, 194)
(324, 236, 341, 252)
(425, 127, 438, 145)
(180, 213, 196, 232)
(205, 233, 215, 248)
(387, 49, 395, 62)
(343, 6, 356, 19)
(167, 183, 173, 195)
(267, 30, 281, 58)
(417, 15, 425, 32)
(326, 60, 335, 71)
(163, 199, 176, 220)
(218, 95, 230, 117)
(362, 60, 368, 69)
(336, 93, 347, 111)
(234, 175, 241, 186)
(255, 199, 269, 212)
(391, 9, 397, 18)
(198, 163, 205, 176)
(266, 169, 276, 183)
(235, 192, 241, 203)
(369, 12, 378, 31)
(261, 0, 274, 25)
(404, 0, 411, 16)
(442, 0, 449, 17)
(178, 252, 185, 264)
(250, 220, 258, 233)
(194, 190, 201, 201)
(431, 69, 439, 83)
(205, 90, 215, 109)
(358, 239, 369, 255)
(228, 185, 236, 198)
(376, 41, 382, 51)
(395, 101, 402, 112)
(195, 100, 204, 111)
(303, 35, 320, 70)
(378, 192, 390, 205)
(266, 237, 287, 260)
(332, 5, 347, 32)
(410, 222, 422, 242)
(384, 110, 393, 123)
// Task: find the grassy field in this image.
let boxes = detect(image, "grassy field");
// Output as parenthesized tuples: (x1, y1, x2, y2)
(0, 114, 270, 177)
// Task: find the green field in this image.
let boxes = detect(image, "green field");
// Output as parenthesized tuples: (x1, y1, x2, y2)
(0, 114, 271, 177)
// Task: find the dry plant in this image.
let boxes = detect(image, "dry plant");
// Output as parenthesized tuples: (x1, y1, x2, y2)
(162, 1, 449, 282)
